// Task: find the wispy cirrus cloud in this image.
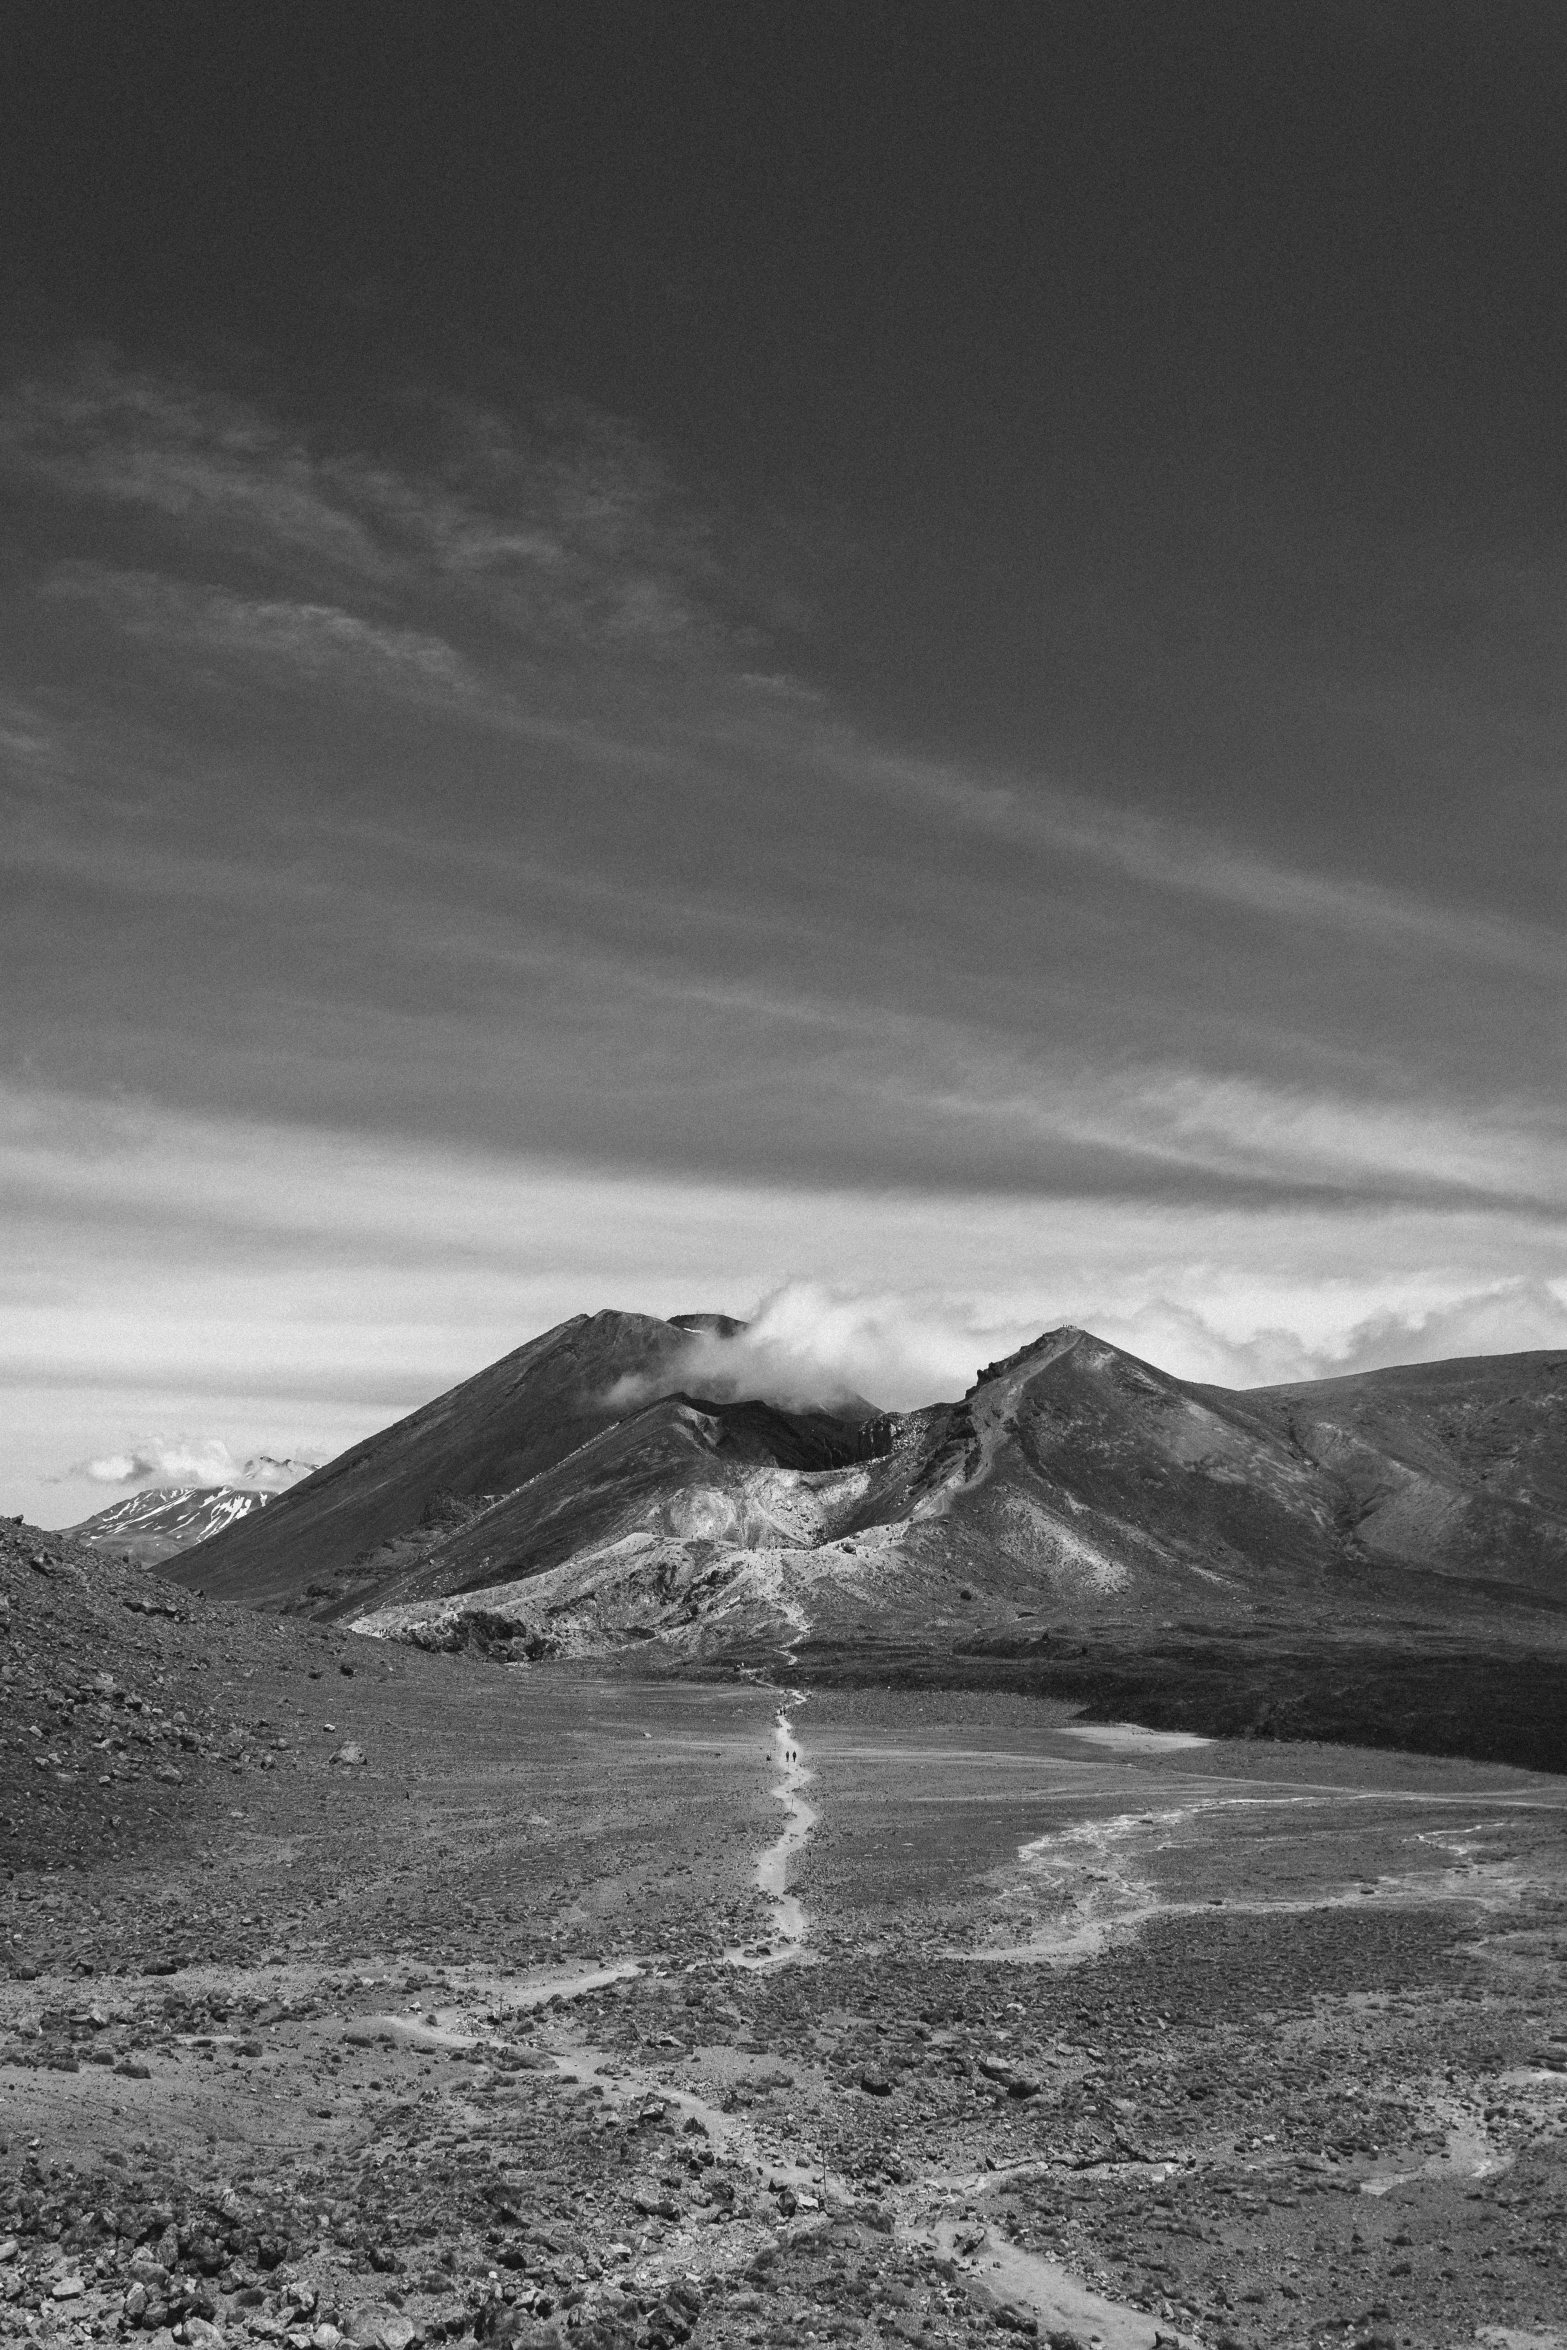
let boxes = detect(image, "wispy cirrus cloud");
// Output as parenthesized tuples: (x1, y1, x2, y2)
(0, 362, 393, 576)
(5, 972, 1562, 1223)
(0, 353, 732, 659)
(840, 742, 1566, 979)
(43, 564, 468, 691)
(9, 346, 1557, 1003)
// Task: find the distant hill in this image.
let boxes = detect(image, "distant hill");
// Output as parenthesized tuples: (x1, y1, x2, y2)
(67, 1484, 272, 1567)
(1230, 1349, 1567, 1557)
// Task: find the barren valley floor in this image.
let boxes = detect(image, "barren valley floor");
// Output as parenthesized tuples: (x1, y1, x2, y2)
(5, 1578, 1567, 2350)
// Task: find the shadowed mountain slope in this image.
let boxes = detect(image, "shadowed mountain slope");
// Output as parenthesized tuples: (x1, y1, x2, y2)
(169, 1310, 714, 1609)
(171, 1309, 883, 1614)
(1222, 1349, 1567, 1587)
(294, 1391, 899, 1626)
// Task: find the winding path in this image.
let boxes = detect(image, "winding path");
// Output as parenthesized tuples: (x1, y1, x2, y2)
(746, 1701, 817, 1958)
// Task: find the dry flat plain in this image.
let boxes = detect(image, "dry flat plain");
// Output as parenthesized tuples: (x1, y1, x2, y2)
(4, 1523, 1567, 2350)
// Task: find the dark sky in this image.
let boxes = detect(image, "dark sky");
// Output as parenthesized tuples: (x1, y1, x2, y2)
(4, 4, 1564, 1517)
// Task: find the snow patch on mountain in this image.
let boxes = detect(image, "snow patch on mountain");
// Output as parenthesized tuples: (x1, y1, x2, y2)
(68, 1483, 277, 1564)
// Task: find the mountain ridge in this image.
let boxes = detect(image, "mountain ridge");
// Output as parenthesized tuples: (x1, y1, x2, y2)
(164, 1316, 1567, 1681)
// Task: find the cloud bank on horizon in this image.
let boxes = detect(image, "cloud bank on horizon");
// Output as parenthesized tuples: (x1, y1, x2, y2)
(71, 1438, 319, 1494)
(72, 1440, 318, 1496)
(49, 1268, 1567, 1513)
(3, 15, 1564, 1522)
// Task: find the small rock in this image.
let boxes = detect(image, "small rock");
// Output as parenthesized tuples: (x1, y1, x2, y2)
(329, 1743, 367, 1768)
(347, 2309, 415, 2350)
(52, 2275, 85, 2300)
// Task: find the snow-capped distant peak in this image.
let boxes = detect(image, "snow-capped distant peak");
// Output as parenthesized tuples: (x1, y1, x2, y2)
(68, 1484, 274, 1563)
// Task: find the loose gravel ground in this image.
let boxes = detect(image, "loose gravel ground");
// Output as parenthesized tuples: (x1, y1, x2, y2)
(4, 1524, 1567, 2350)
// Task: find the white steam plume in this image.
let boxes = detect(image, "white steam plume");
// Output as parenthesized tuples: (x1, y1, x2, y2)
(606, 1274, 1567, 1420)
(610, 1281, 1031, 1415)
